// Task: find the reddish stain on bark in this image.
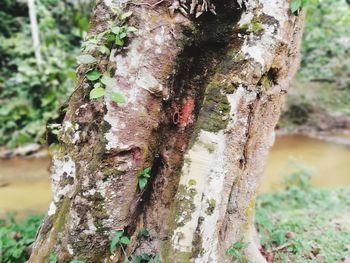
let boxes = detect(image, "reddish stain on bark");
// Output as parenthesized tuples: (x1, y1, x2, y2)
(174, 97, 195, 127)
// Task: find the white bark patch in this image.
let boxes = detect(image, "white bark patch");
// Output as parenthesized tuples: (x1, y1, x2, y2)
(51, 156, 76, 203)
(172, 131, 226, 262)
(47, 201, 57, 216)
(239, 0, 289, 71)
(135, 68, 163, 95)
(227, 85, 256, 127)
(62, 121, 80, 144)
(67, 244, 74, 255)
(262, 0, 288, 24)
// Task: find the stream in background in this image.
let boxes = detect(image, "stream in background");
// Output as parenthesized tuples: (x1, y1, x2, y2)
(0, 134, 350, 218)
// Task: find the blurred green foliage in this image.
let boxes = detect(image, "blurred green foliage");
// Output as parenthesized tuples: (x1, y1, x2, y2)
(300, 0, 350, 84)
(0, 0, 93, 148)
(0, 214, 44, 263)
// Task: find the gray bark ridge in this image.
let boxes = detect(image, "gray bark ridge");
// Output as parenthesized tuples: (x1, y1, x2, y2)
(30, 0, 304, 262)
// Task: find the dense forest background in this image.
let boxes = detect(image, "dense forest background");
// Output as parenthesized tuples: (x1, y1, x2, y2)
(0, 0, 349, 149)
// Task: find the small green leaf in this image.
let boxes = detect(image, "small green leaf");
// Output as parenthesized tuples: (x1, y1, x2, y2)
(290, 0, 302, 13)
(111, 92, 126, 104)
(143, 167, 151, 175)
(101, 76, 117, 87)
(132, 255, 142, 263)
(99, 45, 110, 55)
(111, 26, 121, 35)
(140, 167, 151, 178)
(93, 82, 102, 89)
(139, 178, 148, 191)
(115, 37, 125, 46)
(120, 236, 131, 245)
(115, 230, 124, 238)
(138, 228, 149, 238)
(141, 253, 151, 260)
(77, 54, 96, 64)
(89, 87, 105, 99)
(49, 253, 57, 263)
(110, 236, 120, 253)
(85, 70, 102, 81)
(121, 11, 133, 20)
(119, 32, 127, 39)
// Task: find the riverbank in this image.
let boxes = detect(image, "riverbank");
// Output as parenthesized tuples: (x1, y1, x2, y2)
(278, 81, 350, 137)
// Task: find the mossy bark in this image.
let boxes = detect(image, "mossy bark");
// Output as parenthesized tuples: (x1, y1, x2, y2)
(30, 1, 304, 262)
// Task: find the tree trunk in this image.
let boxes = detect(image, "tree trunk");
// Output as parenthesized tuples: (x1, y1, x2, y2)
(30, 0, 304, 262)
(28, 0, 43, 65)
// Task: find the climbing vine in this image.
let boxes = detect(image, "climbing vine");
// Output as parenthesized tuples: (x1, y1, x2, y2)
(77, 10, 137, 104)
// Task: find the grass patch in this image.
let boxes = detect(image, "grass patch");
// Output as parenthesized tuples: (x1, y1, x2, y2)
(256, 170, 350, 262)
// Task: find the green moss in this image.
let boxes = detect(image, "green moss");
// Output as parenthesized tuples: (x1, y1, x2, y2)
(259, 75, 272, 90)
(243, 197, 255, 233)
(102, 167, 123, 177)
(53, 197, 71, 232)
(87, 159, 100, 174)
(174, 251, 192, 263)
(251, 15, 264, 34)
(175, 185, 197, 227)
(188, 179, 197, 186)
(197, 139, 215, 153)
(48, 143, 66, 157)
(241, 15, 264, 35)
(205, 198, 216, 216)
(196, 81, 231, 133)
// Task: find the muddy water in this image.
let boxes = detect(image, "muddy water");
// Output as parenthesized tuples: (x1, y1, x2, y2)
(0, 135, 349, 217)
(0, 157, 52, 218)
(260, 135, 350, 192)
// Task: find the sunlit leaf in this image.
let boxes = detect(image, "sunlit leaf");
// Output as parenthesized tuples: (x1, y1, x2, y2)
(77, 54, 96, 64)
(115, 230, 124, 238)
(120, 236, 131, 245)
(98, 45, 110, 55)
(101, 76, 117, 87)
(89, 87, 105, 99)
(139, 178, 148, 191)
(115, 37, 124, 46)
(85, 70, 102, 81)
(110, 236, 119, 253)
(111, 26, 121, 35)
(291, 0, 302, 14)
(111, 92, 126, 104)
(49, 254, 57, 263)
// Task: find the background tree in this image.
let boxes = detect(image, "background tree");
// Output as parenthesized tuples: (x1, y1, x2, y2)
(29, 0, 304, 262)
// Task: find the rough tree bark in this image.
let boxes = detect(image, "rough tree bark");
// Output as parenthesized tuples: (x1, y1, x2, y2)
(30, 0, 304, 262)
